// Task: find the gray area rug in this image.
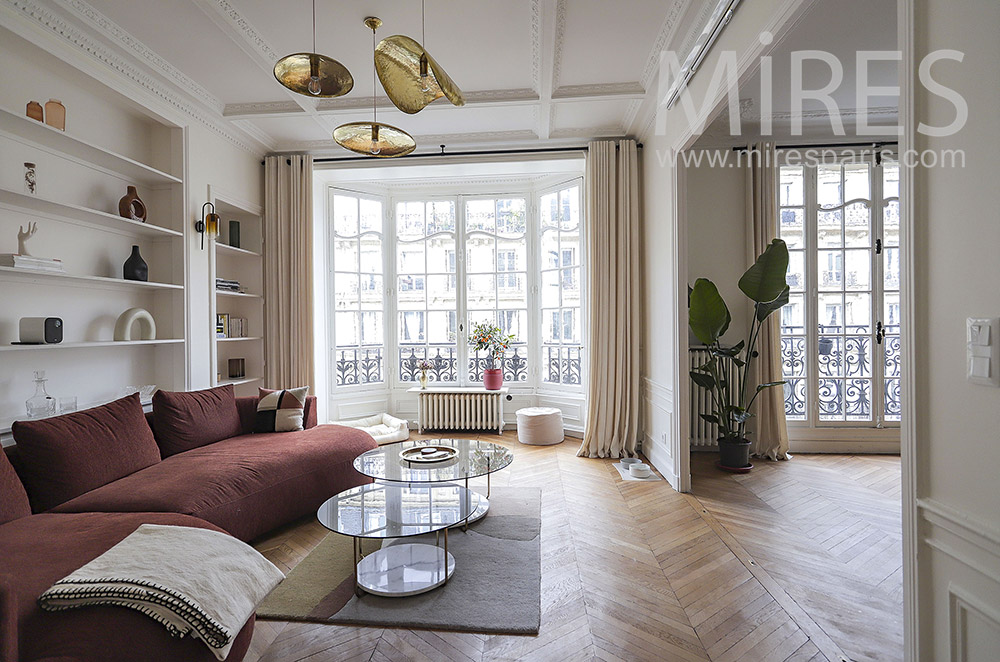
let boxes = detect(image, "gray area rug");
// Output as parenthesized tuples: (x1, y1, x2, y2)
(257, 487, 541, 634)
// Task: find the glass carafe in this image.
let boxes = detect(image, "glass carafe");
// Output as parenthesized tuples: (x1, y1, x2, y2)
(26, 370, 56, 418)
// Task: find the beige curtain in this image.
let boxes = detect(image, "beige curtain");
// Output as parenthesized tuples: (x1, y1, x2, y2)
(745, 142, 790, 460)
(578, 140, 641, 459)
(263, 155, 315, 390)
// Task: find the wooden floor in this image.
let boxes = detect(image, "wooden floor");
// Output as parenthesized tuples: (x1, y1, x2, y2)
(247, 433, 902, 662)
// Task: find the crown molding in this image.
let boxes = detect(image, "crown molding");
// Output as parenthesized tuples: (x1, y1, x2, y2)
(551, 0, 567, 91)
(201, 0, 279, 63)
(223, 101, 305, 118)
(549, 125, 625, 140)
(530, 0, 541, 94)
(3, 0, 267, 156)
(55, 0, 223, 113)
(552, 82, 645, 100)
(627, 0, 690, 132)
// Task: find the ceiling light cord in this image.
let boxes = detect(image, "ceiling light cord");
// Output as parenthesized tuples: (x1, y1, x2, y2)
(312, 0, 316, 53)
(371, 22, 380, 154)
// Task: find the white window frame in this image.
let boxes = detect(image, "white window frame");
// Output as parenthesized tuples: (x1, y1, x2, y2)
(778, 151, 900, 430)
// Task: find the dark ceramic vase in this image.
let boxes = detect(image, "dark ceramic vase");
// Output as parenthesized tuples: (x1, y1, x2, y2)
(123, 245, 148, 282)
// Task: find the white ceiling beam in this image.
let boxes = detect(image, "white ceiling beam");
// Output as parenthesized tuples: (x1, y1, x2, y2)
(535, 0, 559, 140)
(189, 0, 334, 137)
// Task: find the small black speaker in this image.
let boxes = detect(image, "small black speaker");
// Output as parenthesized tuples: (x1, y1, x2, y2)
(19, 317, 63, 344)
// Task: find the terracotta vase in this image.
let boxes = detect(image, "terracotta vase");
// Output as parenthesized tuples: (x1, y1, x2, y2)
(123, 245, 148, 282)
(44, 100, 65, 131)
(26, 101, 43, 123)
(118, 186, 147, 222)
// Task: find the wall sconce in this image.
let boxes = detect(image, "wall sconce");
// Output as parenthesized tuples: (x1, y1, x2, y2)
(197, 202, 220, 250)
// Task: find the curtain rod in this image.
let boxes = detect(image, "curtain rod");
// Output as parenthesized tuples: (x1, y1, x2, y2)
(730, 141, 898, 152)
(261, 142, 643, 166)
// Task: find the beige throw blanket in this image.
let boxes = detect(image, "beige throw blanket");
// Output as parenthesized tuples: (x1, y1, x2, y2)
(38, 524, 284, 660)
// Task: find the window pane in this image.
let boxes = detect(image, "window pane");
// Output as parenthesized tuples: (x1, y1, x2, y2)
(466, 199, 495, 233)
(560, 187, 580, 231)
(427, 201, 455, 234)
(497, 199, 526, 237)
(359, 198, 381, 233)
(818, 250, 844, 290)
(818, 336, 843, 376)
(397, 244, 425, 274)
(543, 309, 560, 343)
(817, 165, 842, 207)
(540, 192, 558, 228)
(819, 293, 844, 332)
(561, 308, 581, 344)
(333, 238, 358, 272)
(359, 237, 382, 274)
(334, 273, 358, 309)
(427, 311, 456, 344)
(427, 238, 455, 273)
(844, 249, 870, 290)
(541, 270, 560, 308)
(360, 312, 382, 345)
(335, 311, 359, 346)
(541, 229, 560, 268)
(779, 208, 804, 248)
(818, 209, 843, 247)
(787, 250, 805, 292)
(818, 379, 844, 420)
(397, 276, 424, 310)
(397, 202, 424, 239)
(359, 274, 382, 309)
(845, 293, 871, 334)
(466, 237, 494, 274)
(782, 294, 805, 334)
(399, 311, 425, 343)
(467, 274, 496, 309)
(426, 275, 457, 309)
(883, 161, 899, 198)
(844, 163, 870, 201)
(844, 202, 871, 247)
(333, 195, 358, 236)
(779, 166, 803, 206)
(884, 200, 900, 247)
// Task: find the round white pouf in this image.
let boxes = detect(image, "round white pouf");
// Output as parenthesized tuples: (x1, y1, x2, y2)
(516, 407, 564, 445)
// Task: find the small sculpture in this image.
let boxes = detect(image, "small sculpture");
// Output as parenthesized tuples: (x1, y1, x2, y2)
(122, 245, 148, 281)
(18, 222, 38, 256)
(118, 186, 147, 222)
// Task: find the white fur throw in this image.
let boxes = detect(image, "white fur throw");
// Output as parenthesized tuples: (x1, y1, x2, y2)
(38, 524, 284, 660)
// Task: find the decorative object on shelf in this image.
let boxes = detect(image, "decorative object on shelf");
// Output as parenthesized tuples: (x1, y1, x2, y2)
(26, 370, 56, 419)
(197, 202, 219, 250)
(26, 101, 43, 122)
(333, 17, 416, 158)
(23, 163, 36, 195)
(228, 358, 246, 380)
(417, 359, 433, 389)
(273, 0, 353, 97)
(58, 396, 77, 414)
(215, 277, 242, 293)
(118, 186, 147, 222)
(44, 99, 65, 131)
(18, 317, 63, 344)
(228, 220, 240, 249)
(216, 313, 230, 339)
(469, 320, 515, 390)
(17, 221, 37, 255)
(374, 0, 465, 114)
(688, 238, 791, 471)
(0, 252, 64, 273)
(114, 307, 156, 341)
(122, 245, 148, 281)
(119, 384, 158, 402)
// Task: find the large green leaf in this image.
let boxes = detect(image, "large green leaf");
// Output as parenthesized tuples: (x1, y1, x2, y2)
(690, 371, 716, 390)
(755, 285, 790, 321)
(739, 238, 790, 304)
(688, 278, 730, 345)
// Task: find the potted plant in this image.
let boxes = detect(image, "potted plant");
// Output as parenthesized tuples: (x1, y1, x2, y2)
(469, 321, 515, 390)
(688, 238, 791, 470)
(417, 359, 433, 389)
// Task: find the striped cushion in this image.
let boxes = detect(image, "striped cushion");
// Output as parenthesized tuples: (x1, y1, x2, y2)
(255, 387, 309, 433)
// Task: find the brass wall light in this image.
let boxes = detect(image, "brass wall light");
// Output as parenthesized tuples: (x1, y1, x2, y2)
(333, 17, 416, 158)
(373, 0, 465, 114)
(197, 202, 220, 250)
(273, 0, 353, 97)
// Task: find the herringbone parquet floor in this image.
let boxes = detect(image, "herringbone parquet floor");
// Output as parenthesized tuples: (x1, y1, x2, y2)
(246, 432, 902, 662)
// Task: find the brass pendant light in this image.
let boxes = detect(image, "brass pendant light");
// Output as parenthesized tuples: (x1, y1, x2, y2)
(333, 17, 417, 158)
(273, 0, 353, 98)
(373, 0, 465, 114)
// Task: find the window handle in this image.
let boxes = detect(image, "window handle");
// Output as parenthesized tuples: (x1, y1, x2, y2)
(875, 238, 882, 254)
(876, 321, 885, 344)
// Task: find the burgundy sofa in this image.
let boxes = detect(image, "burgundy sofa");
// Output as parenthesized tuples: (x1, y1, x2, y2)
(0, 389, 378, 662)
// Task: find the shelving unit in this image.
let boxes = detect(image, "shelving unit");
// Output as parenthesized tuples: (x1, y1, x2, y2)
(209, 187, 265, 397)
(0, 92, 187, 433)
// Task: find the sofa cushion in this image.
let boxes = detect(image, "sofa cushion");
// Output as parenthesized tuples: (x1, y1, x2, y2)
(152, 385, 242, 457)
(0, 512, 254, 662)
(52, 424, 378, 541)
(235, 395, 317, 435)
(11, 394, 161, 512)
(0, 450, 30, 525)
(255, 387, 309, 432)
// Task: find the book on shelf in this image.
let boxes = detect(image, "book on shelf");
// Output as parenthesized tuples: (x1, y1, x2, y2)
(216, 313, 229, 338)
(0, 254, 65, 273)
(227, 317, 248, 338)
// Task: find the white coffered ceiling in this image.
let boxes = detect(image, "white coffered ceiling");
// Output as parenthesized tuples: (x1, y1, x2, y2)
(16, 0, 718, 155)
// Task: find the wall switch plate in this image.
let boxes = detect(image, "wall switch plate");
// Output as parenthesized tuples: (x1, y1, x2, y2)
(967, 318, 999, 387)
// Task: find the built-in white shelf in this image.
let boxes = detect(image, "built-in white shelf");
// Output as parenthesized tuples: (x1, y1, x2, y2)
(215, 243, 261, 258)
(216, 290, 262, 299)
(0, 266, 182, 291)
(218, 376, 262, 387)
(216, 336, 262, 343)
(0, 339, 183, 352)
(0, 188, 181, 238)
(0, 108, 182, 186)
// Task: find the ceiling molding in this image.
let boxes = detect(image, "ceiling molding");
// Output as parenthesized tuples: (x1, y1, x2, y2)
(229, 119, 277, 151)
(277, 130, 541, 154)
(2, 0, 267, 155)
(535, 0, 558, 140)
(626, 0, 690, 132)
(552, 82, 645, 100)
(55, 0, 224, 114)
(223, 101, 305, 118)
(550, 0, 567, 91)
(530, 0, 541, 94)
(549, 125, 625, 139)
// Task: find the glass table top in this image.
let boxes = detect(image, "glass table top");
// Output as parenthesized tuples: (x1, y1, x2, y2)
(353, 439, 514, 483)
(317, 482, 480, 539)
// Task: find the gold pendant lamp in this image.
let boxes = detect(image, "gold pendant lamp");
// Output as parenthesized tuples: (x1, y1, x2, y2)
(374, 0, 465, 114)
(273, 0, 353, 97)
(333, 17, 417, 158)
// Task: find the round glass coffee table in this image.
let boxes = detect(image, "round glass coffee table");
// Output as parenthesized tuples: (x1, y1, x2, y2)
(353, 438, 513, 524)
(317, 482, 480, 596)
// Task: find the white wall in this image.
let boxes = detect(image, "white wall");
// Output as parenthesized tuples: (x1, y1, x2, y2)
(685, 160, 748, 346)
(911, 0, 1000, 658)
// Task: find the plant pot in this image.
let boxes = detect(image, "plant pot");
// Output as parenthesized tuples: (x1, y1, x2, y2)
(818, 337, 833, 356)
(718, 437, 751, 470)
(483, 368, 503, 390)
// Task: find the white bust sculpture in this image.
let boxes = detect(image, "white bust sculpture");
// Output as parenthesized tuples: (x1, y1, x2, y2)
(18, 222, 37, 256)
